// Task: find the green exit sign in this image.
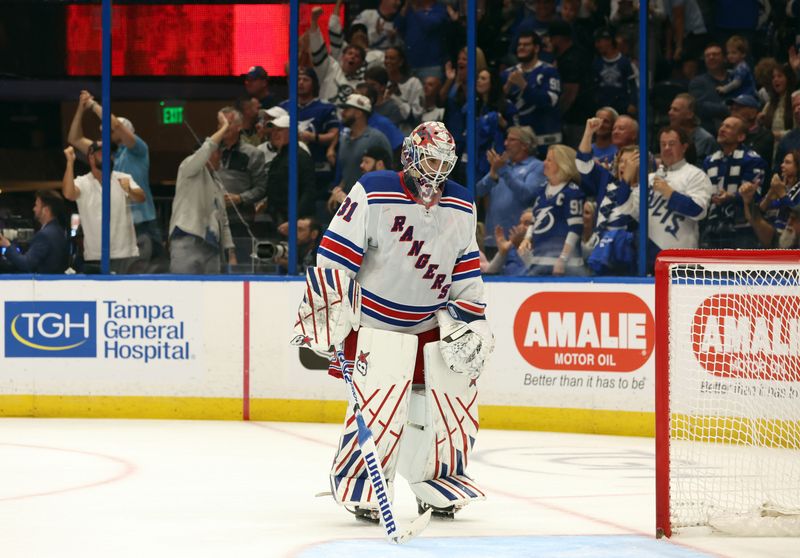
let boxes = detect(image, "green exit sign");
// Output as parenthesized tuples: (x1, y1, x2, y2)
(162, 106, 183, 125)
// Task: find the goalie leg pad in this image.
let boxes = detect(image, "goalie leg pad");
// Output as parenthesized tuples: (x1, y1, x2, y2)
(329, 327, 418, 509)
(397, 342, 485, 510)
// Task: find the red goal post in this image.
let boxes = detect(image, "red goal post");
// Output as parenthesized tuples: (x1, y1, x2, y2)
(655, 250, 800, 538)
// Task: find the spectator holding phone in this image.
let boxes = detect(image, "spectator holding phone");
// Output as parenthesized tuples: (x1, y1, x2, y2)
(0, 190, 69, 274)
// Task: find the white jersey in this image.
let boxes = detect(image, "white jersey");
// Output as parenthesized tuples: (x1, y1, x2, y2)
(352, 9, 402, 51)
(621, 159, 714, 250)
(74, 170, 141, 260)
(317, 170, 486, 334)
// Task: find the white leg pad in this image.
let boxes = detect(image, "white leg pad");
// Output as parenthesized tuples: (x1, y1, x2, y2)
(329, 327, 418, 509)
(397, 342, 486, 509)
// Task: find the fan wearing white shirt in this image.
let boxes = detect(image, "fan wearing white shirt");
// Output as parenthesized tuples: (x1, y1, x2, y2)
(62, 142, 143, 274)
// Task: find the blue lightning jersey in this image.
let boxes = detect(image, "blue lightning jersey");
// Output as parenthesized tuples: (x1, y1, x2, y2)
(724, 61, 757, 99)
(703, 146, 767, 233)
(592, 53, 638, 115)
(530, 182, 585, 265)
(501, 61, 562, 143)
(575, 153, 634, 233)
(280, 98, 340, 171)
(764, 180, 800, 232)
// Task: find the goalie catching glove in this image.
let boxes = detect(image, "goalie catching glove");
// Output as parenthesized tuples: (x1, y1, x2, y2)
(290, 267, 361, 353)
(436, 301, 494, 379)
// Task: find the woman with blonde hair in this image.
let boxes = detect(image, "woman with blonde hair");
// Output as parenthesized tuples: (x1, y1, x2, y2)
(523, 144, 586, 276)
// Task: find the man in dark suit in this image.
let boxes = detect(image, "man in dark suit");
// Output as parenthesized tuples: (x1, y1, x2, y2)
(0, 190, 69, 274)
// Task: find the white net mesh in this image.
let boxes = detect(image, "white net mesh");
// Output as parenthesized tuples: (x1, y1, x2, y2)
(668, 262, 800, 536)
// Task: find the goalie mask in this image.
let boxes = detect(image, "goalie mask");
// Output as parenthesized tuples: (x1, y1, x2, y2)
(401, 121, 458, 204)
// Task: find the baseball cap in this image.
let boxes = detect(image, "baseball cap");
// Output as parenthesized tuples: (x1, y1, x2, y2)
(726, 94, 761, 109)
(243, 65, 268, 80)
(265, 106, 288, 119)
(268, 114, 290, 128)
(340, 93, 372, 113)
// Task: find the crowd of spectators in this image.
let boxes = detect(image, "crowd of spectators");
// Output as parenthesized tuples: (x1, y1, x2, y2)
(3, 0, 800, 277)
(467, 0, 800, 276)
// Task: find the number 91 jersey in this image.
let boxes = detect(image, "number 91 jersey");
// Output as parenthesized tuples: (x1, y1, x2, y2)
(317, 170, 486, 334)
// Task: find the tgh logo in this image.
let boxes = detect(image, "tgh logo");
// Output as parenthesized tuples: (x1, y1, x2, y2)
(5, 301, 96, 358)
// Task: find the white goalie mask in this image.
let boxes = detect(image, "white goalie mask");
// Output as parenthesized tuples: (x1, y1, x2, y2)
(401, 121, 458, 203)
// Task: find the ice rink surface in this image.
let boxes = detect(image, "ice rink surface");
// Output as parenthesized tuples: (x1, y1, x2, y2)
(0, 418, 795, 558)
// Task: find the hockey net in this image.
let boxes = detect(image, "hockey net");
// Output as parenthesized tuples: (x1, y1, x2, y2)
(655, 250, 800, 538)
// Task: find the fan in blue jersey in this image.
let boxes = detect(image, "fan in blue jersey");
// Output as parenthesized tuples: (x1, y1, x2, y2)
(576, 117, 638, 275)
(473, 67, 517, 179)
(743, 151, 800, 247)
(716, 36, 757, 100)
(280, 67, 341, 220)
(701, 116, 767, 248)
(523, 145, 586, 276)
(578, 112, 639, 208)
(592, 27, 637, 117)
(742, 183, 800, 249)
(763, 152, 800, 231)
(501, 31, 562, 155)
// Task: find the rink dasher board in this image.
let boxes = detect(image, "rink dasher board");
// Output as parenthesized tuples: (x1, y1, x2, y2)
(0, 276, 657, 436)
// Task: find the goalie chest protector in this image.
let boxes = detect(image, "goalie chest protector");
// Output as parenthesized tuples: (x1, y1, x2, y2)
(317, 170, 485, 336)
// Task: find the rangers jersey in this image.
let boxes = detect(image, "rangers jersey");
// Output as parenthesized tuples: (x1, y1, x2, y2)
(317, 170, 485, 335)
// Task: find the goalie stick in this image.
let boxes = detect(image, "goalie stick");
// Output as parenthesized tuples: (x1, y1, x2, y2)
(335, 345, 432, 544)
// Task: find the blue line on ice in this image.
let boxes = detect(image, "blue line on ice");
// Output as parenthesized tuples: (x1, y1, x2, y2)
(297, 535, 714, 557)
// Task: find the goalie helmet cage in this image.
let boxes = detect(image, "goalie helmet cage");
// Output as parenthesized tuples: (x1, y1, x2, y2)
(655, 250, 800, 538)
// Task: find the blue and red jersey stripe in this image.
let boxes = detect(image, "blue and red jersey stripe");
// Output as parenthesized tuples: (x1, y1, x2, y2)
(452, 251, 481, 282)
(360, 288, 445, 328)
(318, 230, 363, 273)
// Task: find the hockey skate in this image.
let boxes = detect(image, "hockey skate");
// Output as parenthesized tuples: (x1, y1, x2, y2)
(417, 498, 459, 520)
(347, 506, 380, 524)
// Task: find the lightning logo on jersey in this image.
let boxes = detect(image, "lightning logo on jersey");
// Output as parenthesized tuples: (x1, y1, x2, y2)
(530, 184, 584, 258)
(501, 61, 562, 142)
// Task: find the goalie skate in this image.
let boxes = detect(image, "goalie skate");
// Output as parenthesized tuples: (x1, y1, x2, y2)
(347, 506, 381, 524)
(416, 498, 460, 520)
